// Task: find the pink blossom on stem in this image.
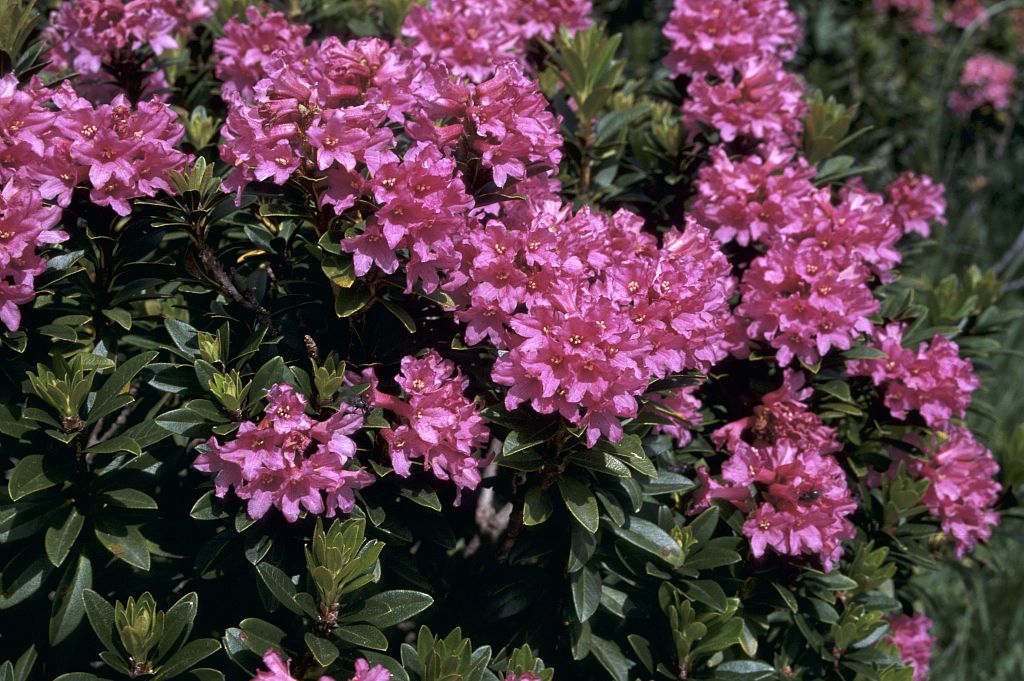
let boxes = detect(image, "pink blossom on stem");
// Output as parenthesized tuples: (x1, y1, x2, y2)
(886, 613, 935, 681)
(885, 172, 947, 237)
(683, 58, 807, 148)
(949, 54, 1016, 115)
(370, 352, 490, 502)
(663, 0, 802, 78)
(846, 323, 979, 429)
(193, 384, 374, 522)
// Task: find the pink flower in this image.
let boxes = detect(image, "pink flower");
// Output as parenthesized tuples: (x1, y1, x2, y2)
(370, 352, 490, 502)
(713, 370, 840, 455)
(701, 440, 857, 570)
(684, 58, 807, 147)
(949, 54, 1016, 115)
(885, 172, 947, 237)
(910, 428, 1002, 556)
(663, 0, 803, 78)
(886, 613, 935, 681)
(691, 145, 818, 246)
(250, 651, 389, 681)
(738, 243, 879, 366)
(215, 7, 313, 97)
(44, 0, 212, 76)
(945, 0, 989, 29)
(647, 385, 703, 447)
(194, 385, 374, 522)
(846, 323, 979, 429)
(0, 179, 67, 331)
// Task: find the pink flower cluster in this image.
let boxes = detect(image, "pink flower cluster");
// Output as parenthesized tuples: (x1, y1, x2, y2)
(692, 144, 946, 365)
(0, 181, 66, 332)
(366, 352, 490, 501)
(253, 650, 388, 681)
(402, 0, 592, 82)
(949, 54, 1016, 115)
(885, 171, 947, 237)
(886, 613, 934, 681)
(216, 14, 562, 267)
(908, 428, 1002, 556)
(193, 384, 374, 522)
(945, 0, 989, 29)
(214, 6, 313, 98)
(713, 370, 840, 456)
(467, 206, 736, 447)
(847, 323, 979, 429)
(44, 0, 214, 75)
(697, 439, 857, 571)
(695, 371, 855, 570)
(874, 0, 938, 34)
(664, 0, 807, 147)
(0, 74, 187, 328)
(0, 75, 188, 216)
(663, 0, 802, 78)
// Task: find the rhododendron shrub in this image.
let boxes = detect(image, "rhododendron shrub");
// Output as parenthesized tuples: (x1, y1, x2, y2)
(0, 2, 1020, 681)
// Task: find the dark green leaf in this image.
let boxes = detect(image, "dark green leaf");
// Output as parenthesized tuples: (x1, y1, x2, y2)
(254, 563, 302, 615)
(82, 589, 117, 651)
(334, 624, 388, 651)
(557, 476, 599, 533)
(570, 565, 601, 623)
(9, 455, 73, 501)
(345, 590, 434, 628)
(45, 508, 84, 567)
(304, 633, 339, 667)
(49, 554, 92, 645)
(94, 524, 151, 571)
(152, 639, 221, 681)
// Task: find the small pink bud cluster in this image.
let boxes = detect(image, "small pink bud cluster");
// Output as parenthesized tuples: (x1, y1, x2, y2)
(886, 613, 935, 681)
(193, 385, 374, 522)
(846, 323, 979, 429)
(664, 0, 806, 148)
(253, 650, 389, 681)
(44, 0, 214, 76)
(874, 0, 938, 33)
(949, 54, 1017, 115)
(367, 352, 490, 502)
(402, 0, 592, 82)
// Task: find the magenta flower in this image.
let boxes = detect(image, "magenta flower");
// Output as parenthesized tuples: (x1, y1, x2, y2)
(885, 172, 947, 237)
(692, 145, 818, 246)
(713, 370, 840, 455)
(949, 54, 1016, 115)
(886, 613, 935, 681)
(193, 385, 374, 522)
(910, 428, 1002, 556)
(684, 58, 807, 147)
(250, 650, 389, 681)
(945, 0, 989, 28)
(370, 352, 490, 502)
(846, 323, 979, 429)
(647, 385, 703, 447)
(663, 0, 802, 78)
(215, 7, 314, 98)
(697, 440, 856, 571)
